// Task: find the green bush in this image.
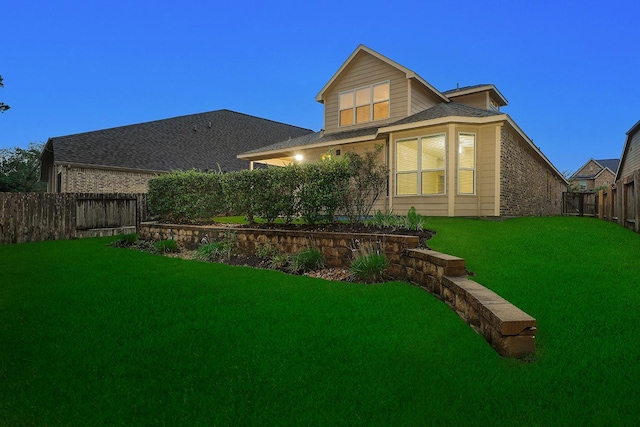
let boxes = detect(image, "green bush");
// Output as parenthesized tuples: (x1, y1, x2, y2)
(193, 242, 227, 262)
(298, 159, 350, 225)
(147, 150, 390, 225)
(289, 248, 324, 273)
(193, 231, 237, 261)
(366, 207, 426, 231)
(350, 244, 389, 283)
(223, 169, 258, 222)
(148, 170, 226, 221)
(251, 166, 300, 224)
(154, 239, 179, 253)
(341, 145, 389, 224)
(111, 233, 139, 247)
(255, 242, 282, 258)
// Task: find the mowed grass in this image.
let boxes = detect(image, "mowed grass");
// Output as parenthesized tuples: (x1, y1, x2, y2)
(1, 216, 640, 425)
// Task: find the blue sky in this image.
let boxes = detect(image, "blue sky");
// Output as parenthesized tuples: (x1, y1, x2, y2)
(1, 0, 638, 175)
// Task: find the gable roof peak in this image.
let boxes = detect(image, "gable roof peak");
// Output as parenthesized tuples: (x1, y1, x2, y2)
(315, 44, 448, 104)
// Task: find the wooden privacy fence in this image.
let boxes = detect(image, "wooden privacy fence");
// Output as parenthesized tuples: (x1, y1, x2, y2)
(563, 169, 640, 234)
(0, 193, 148, 244)
(562, 192, 597, 217)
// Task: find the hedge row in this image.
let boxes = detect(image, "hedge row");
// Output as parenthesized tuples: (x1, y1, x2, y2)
(148, 148, 388, 224)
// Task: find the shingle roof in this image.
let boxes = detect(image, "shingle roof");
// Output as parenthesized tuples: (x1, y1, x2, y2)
(442, 84, 493, 95)
(240, 103, 502, 157)
(384, 102, 502, 127)
(47, 109, 313, 173)
(241, 126, 379, 155)
(595, 158, 619, 174)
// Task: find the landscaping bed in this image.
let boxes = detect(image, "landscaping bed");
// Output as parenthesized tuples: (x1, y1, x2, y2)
(121, 222, 435, 283)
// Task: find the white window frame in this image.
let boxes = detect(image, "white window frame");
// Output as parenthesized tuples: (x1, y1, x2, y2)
(339, 81, 390, 127)
(457, 132, 476, 195)
(395, 133, 446, 196)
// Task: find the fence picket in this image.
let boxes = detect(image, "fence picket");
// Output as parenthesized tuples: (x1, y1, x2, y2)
(0, 193, 147, 244)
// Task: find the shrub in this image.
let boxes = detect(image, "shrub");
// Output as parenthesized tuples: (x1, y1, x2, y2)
(366, 207, 426, 231)
(405, 207, 424, 231)
(154, 239, 179, 253)
(270, 253, 290, 270)
(148, 170, 226, 221)
(193, 231, 237, 261)
(193, 242, 227, 262)
(255, 242, 282, 259)
(223, 169, 258, 222)
(298, 159, 350, 225)
(350, 242, 389, 283)
(341, 145, 389, 224)
(111, 233, 139, 247)
(289, 248, 324, 273)
(252, 166, 301, 224)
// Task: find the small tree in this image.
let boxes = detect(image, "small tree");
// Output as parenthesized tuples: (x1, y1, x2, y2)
(0, 143, 46, 192)
(341, 145, 389, 223)
(0, 75, 10, 113)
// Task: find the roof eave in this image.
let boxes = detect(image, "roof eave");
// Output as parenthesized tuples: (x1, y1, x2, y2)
(238, 133, 380, 161)
(54, 161, 168, 175)
(315, 44, 448, 103)
(378, 114, 509, 134)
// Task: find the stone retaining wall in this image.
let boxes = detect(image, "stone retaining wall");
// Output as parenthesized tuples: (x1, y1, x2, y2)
(139, 222, 536, 358)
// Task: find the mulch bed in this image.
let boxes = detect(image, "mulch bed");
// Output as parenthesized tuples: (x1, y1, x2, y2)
(147, 221, 436, 282)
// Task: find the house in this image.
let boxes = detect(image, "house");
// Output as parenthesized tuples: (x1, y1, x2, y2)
(569, 158, 619, 192)
(40, 109, 313, 193)
(615, 120, 640, 182)
(238, 45, 567, 217)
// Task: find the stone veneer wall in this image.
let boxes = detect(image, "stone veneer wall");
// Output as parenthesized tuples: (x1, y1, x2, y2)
(139, 222, 536, 358)
(140, 223, 418, 268)
(61, 166, 159, 193)
(499, 127, 566, 216)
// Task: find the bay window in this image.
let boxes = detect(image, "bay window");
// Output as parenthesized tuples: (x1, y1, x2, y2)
(396, 134, 446, 195)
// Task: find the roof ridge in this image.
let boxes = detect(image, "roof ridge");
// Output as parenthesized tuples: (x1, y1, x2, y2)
(50, 109, 313, 140)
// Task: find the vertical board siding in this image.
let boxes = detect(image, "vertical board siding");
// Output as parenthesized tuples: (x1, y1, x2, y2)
(0, 193, 147, 244)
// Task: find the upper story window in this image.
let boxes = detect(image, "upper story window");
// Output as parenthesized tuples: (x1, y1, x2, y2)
(339, 81, 390, 127)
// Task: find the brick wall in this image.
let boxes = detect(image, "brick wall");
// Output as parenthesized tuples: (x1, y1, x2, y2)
(500, 127, 565, 216)
(61, 166, 159, 193)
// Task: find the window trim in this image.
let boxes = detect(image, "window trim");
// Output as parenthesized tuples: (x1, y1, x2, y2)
(457, 132, 476, 195)
(395, 133, 447, 196)
(339, 80, 390, 127)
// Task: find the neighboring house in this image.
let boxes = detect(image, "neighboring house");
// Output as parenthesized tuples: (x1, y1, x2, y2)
(569, 158, 619, 192)
(616, 120, 640, 181)
(239, 45, 567, 217)
(40, 109, 313, 193)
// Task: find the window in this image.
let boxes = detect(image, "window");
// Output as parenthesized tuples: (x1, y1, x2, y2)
(396, 134, 446, 195)
(458, 133, 476, 195)
(339, 81, 389, 126)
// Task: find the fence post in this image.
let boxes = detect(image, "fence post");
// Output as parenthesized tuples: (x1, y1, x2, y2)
(597, 190, 604, 219)
(632, 169, 640, 233)
(617, 179, 625, 227)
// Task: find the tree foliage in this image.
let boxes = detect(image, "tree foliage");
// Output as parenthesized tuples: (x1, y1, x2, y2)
(0, 75, 10, 113)
(0, 143, 47, 193)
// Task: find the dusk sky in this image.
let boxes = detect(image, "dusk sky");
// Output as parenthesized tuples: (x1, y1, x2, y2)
(2, 0, 639, 175)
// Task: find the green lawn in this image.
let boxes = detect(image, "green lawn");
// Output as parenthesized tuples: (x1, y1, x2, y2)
(1, 216, 640, 425)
